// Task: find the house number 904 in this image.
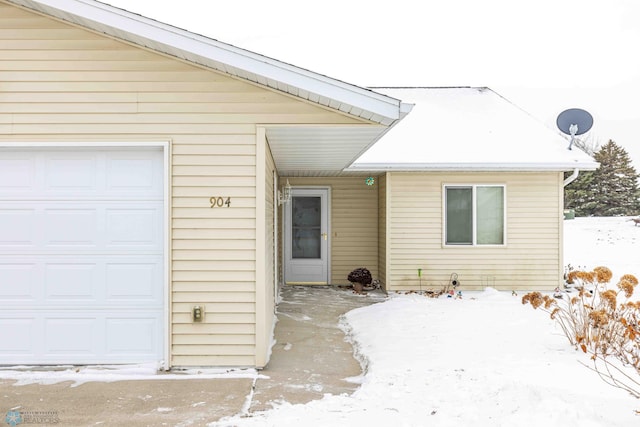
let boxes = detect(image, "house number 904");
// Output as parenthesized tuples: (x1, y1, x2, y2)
(210, 197, 231, 208)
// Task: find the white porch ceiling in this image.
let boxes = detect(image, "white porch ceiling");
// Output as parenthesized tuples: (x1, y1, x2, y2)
(266, 125, 388, 177)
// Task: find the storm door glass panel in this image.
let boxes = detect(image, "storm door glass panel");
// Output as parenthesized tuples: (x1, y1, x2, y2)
(446, 187, 472, 244)
(477, 186, 504, 244)
(291, 196, 321, 259)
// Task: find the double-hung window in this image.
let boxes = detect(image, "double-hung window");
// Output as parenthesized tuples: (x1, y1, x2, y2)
(445, 185, 505, 245)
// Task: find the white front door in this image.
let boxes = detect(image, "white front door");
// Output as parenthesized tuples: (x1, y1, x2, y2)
(0, 147, 165, 365)
(284, 188, 329, 285)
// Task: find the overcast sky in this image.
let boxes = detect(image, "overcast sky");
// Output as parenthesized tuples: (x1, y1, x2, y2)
(104, 0, 640, 164)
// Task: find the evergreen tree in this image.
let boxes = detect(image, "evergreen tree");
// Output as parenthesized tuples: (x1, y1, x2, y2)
(565, 140, 640, 216)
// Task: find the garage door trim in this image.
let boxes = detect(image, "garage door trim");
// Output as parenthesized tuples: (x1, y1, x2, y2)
(0, 141, 171, 370)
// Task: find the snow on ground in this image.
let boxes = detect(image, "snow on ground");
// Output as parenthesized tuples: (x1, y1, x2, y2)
(564, 216, 640, 278)
(1, 217, 638, 425)
(0, 363, 261, 387)
(213, 216, 640, 427)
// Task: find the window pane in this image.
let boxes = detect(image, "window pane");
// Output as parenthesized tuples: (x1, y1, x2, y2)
(291, 196, 321, 258)
(446, 187, 472, 244)
(477, 186, 504, 244)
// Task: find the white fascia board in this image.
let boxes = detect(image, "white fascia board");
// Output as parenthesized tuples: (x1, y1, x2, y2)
(13, 0, 404, 122)
(346, 161, 600, 172)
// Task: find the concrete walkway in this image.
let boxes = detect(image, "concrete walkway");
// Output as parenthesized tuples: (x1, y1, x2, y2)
(0, 286, 385, 426)
(250, 286, 386, 411)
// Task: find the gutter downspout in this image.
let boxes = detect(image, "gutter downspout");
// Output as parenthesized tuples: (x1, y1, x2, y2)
(563, 168, 579, 187)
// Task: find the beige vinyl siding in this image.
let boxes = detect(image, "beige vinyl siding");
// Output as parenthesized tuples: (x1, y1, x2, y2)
(378, 174, 388, 290)
(286, 177, 379, 284)
(1, 2, 364, 367)
(387, 172, 563, 291)
(265, 145, 276, 310)
(258, 137, 277, 367)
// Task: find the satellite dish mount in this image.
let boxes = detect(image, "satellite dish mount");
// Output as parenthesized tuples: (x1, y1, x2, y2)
(556, 108, 594, 150)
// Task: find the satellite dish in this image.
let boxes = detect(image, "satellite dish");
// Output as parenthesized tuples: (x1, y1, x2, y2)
(556, 108, 594, 150)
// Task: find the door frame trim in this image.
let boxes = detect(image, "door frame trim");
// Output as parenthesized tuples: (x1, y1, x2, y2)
(282, 185, 331, 285)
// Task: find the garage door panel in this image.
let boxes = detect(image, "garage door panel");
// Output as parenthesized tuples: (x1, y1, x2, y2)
(0, 264, 38, 300)
(45, 318, 98, 354)
(106, 208, 162, 248)
(0, 257, 163, 307)
(1, 307, 164, 364)
(0, 149, 164, 199)
(106, 262, 160, 301)
(0, 209, 36, 246)
(106, 317, 159, 354)
(46, 156, 98, 192)
(45, 263, 98, 300)
(0, 156, 35, 193)
(0, 318, 35, 354)
(107, 157, 159, 192)
(0, 147, 165, 365)
(0, 202, 162, 252)
(45, 208, 99, 247)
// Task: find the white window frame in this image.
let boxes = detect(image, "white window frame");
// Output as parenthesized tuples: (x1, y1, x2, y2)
(443, 184, 506, 247)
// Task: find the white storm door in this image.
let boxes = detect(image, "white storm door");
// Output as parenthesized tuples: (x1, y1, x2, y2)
(284, 188, 329, 285)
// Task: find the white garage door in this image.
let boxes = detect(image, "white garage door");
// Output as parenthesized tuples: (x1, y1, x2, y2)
(0, 147, 165, 365)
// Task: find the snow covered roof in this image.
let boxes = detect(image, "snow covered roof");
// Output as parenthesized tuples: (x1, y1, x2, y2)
(348, 87, 599, 172)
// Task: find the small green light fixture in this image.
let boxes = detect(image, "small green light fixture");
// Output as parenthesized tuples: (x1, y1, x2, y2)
(365, 176, 375, 186)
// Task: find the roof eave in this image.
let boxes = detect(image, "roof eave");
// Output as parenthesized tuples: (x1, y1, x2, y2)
(8, 0, 404, 125)
(346, 161, 600, 173)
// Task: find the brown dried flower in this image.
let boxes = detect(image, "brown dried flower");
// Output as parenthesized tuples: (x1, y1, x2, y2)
(589, 309, 609, 328)
(618, 279, 635, 299)
(600, 289, 618, 310)
(543, 295, 555, 309)
(620, 274, 639, 287)
(593, 266, 613, 283)
(577, 271, 595, 283)
(522, 292, 544, 309)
